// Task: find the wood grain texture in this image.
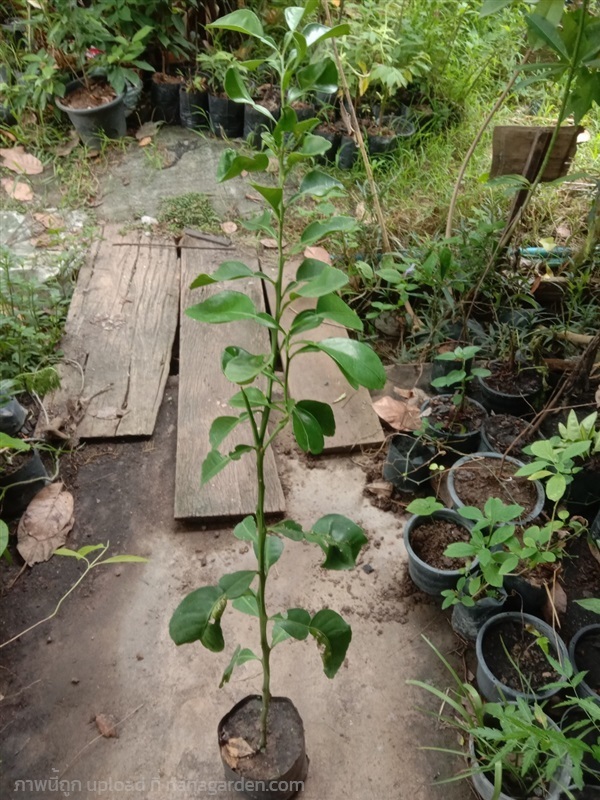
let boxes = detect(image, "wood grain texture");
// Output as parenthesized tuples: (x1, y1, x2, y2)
(490, 125, 582, 181)
(37, 225, 179, 438)
(262, 255, 384, 453)
(175, 242, 285, 520)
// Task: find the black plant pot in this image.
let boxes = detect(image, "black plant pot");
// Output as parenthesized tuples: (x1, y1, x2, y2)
(0, 397, 27, 436)
(479, 413, 533, 461)
(218, 695, 308, 800)
(565, 466, 600, 521)
(314, 128, 339, 164)
(383, 433, 434, 492)
(337, 135, 358, 169)
(290, 102, 317, 122)
(179, 86, 209, 130)
(208, 94, 244, 139)
(451, 591, 507, 641)
(569, 624, 600, 701)
(0, 449, 49, 518)
(367, 132, 397, 155)
(503, 573, 547, 615)
(477, 361, 543, 416)
(55, 81, 126, 150)
(151, 75, 183, 124)
(243, 104, 278, 148)
(420, 395, 487, 456)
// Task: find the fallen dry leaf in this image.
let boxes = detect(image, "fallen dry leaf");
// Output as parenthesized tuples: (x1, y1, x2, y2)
(138, 136, 152, 147)
(221, 737, 254, 769)
(17, 483, 75, 565)
(221, 221, 238, 235)
(1, 177, 33, 202)
(260, 238, 280, 250)
(135, 121, 162, 141)
(372, 395, 422, 432)
(596, 385, 600, 409)
(555, 224, 571, 240)
(393, 386, 430, 407)
(304, 245, 331, 264)
(33, 212, 62, 229)
(0, 145, 43, 175)
(365, 481, 393, 500)
(1, 131, 17, 143)
(95, 714, 119, 739)
(355, 201, 366, 221)
(54, 130, 79, 157)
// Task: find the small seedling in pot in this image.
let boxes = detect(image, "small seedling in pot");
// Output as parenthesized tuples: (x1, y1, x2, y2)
(431, 344, 490, 413)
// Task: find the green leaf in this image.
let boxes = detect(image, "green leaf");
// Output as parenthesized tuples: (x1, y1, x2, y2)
(209, 415, 243, 448)
(576, 599, 600, 615)
(190, 261, 256, 288)
(222, 346, 270, 384)
(444, 542, 476, 558)
(273, 608, 312, 642)
(268, 519, 305, 541)
(208, 9, 269, 43)
(224, 68, 275, 122)
(0, 520, 9, 556)
(297, 57, 339, 94)
(187, 290, 276, 328)
(98, 555, 148, 564)
(254, 535, 284, 572)
(285, 7, 305, 32)
(229, 388, 269, 409)
(299, 216, 358, 247)
(480, 0, 513, 17)
(297, 170, 343, 198)
(299, 338, 385, 390)
(296, 133, 333, 158)
(0, 432, 30, 451)
(289, 309, 323, 336)
(292, 404, 325, 453)
(526, 13, 570, 61)
(219, 570, 257, 599)
(546, 473, 567, 503)
(310, 608, 352, 678)
(407, 498, 445, 516)
(294, 259, 348, 297)
(201, 449, 231, 485)
(219, 645, 259, 688)
(217, 149, 269, 182)
(54, 547, 84, 559)
(296, 400, 335, 437)
(251, 183, 283, 216)
(242, 209, 276, 237)
(315, 293, 363, 332)
(77, 544, 107, 557)
(307, 514, 367, 570)
(234, 516, 258, 542)
(169, 585, 227, 651)
(302, 22, 350, 48)
(232, 591, 260, 617)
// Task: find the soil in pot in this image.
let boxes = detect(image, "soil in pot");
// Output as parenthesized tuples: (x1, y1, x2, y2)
(151, 73, 184, 124)
(481, 414, 535, 459)
(479, 360, 543, 414)
(450, 456, 540, 518)
(219, 696, 308, 800)
(59, 80, 117, 109)
(482, 618, 561, 693)
(425, 395, 486, 435)
(409, 518, 471, 570)
(572, 628, 600, 694)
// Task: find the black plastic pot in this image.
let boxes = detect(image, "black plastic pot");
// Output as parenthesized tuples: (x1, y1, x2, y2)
(403, 509, 474, 595)
(218, 695, 308, 800)
(477, 361, 543, 416)
(150, 75, 183, 124)
(179, 86, 209, 130)
(475, 611, 570, 703)
(382, 433, 434, 492)
(0, 449, 49, 518)
(290, 102, 316, 122)
(503, 573, 547, 615)
(421, 395, 487, 456)
(208, 94, 244, 139)
(337, 135, 358, 169)
(451, 591, 507, 641)
(243, 104, 278, 147)
(447, 452, 545, 524)
(55, 81, 126, 150)
(367, 132, 397, 155)
(0, 397, 27, 436)
(565, 467, 600, 521)
(569, 624, 600, 702)
(480, 413, 533, 460)
(314, 128, 339, 164)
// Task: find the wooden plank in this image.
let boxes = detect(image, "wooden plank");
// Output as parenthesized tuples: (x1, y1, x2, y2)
(490, 125, 582, 182)
(175, 243, 285, 520)
(262, 255, 384, 453)
(37, 224, 179, 438)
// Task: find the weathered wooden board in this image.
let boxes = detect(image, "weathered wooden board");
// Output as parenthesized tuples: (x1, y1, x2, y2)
(262, 255, 384, 452)
(175, 244, 285, 520)
(490, 125, 582, 182)
(36, 225, 179, 438)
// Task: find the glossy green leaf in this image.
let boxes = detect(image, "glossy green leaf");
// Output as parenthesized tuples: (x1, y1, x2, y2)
(299, 216, 357, 247)
(217, 149, 269, 182)
(0, 432, 30, 451)
(242, 209, 276, 237)
(302, 22, 350, 47)
(296, 400, 335, 436)
(285, 6, 305, 32)
(190, 261, 256, 289)
(273, 608, 312, 641)
(316, 294, 363, 331)
(292, 404, 325, 453)
(251, 184, 283, 216)
(229, 387, 269, 409)
(297, 58, 338, 93)
(294, 261, 348, 297)
(201, 449, 231, 485)
(254, 535, 284, 572)
(576, 598, 600, 615)
(208, 9, 272, 46)
(219, 645, 259, 688)
(299, 338, 386, 390)
(169, 585, 226, 651)
(225, 68, 276, 121)
(234, 516, 258, 542)
(297, 170, 343, 198)
(187, 290, 276, 329)
(222, 346, 271, 384)
(268, 519, 305, 541)
(232, 591, 260, 617)
(444, 542, 477, 558)
(295, 133, 333, 158)
(546, 473, 567, 503)
(310, 608, 352, 678)
(480, 0, 513, 17)
(219, 570, 257, 599)
(289, 309, 323, 336)
(307, 514, 367, 570)
(209, 415, 243, 448)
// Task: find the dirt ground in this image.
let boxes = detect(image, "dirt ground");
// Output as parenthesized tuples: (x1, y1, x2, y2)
(0, 375, 468, 800)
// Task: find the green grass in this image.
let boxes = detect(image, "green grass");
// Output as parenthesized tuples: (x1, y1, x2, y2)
(158, 192, 221, 235)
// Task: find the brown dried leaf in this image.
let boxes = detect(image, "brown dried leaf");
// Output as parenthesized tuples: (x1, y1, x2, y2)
(260, 238, 279, 250)
(33, 212, 62, 229)
(221, 221, 238, 235)
(138, 136, 152, 147)
(0, 146, 43, 175)
(95, 714, 119, 738)
(1, 178, 33, 202)
(221, 737, 254, 769)
(54, 130, 79, 157)
(135, 121, 162, 141)
(372, 395, 422, 432)
(1, 131, 17, 143)
(555, 224, 571, 240)
(365, 481, 393, 500)
(393, 386, 429, 407)
(596, 385, 600, 409)
(303, 245, 331, 264)
(17, 483, 75, 566)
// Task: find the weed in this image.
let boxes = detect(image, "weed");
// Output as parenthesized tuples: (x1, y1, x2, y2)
(158, 192, 221, 235)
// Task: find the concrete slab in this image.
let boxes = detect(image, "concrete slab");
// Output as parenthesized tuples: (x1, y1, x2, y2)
(0, 377, 465, 800)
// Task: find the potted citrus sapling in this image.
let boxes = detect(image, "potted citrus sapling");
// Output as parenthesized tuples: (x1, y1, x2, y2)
(168, 6, 384, 798)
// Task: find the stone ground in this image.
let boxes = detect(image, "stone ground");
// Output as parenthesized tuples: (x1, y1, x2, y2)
(0, 128, 469, 800)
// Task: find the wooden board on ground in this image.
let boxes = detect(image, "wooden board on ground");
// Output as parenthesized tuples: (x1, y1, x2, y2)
(262, 255, 384, 453)
(490, 126, 582, 182)
(175, 242, 285, 520)
(36, 224, 179, 438)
